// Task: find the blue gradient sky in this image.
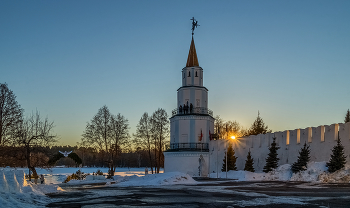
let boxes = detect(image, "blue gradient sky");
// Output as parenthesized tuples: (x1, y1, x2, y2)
(1, 1, 350, 146)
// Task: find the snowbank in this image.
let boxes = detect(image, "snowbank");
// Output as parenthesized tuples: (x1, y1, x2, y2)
(62, 171, 197, 187)
(263, 164, 293, 181)
(112, 172, 197, 186)
(209, 164, 292, 181)
(318, 163, 350, 183)
(85, 175, 106, 181)
(210, 162, 350, 183)
(0, 168, 62, 208)
(290, 161, 328, 182)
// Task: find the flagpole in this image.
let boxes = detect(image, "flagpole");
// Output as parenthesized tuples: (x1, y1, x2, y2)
(226, 141, 227, 179)
(200, 129, 203, 153)
(216, 138, 218, 179)
(208, 142, 210, 177)
(226, 124, 228, 179)
(208, 130, 211, 178)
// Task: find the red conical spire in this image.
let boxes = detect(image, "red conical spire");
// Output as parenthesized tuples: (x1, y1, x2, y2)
(186, 36, 199, 67)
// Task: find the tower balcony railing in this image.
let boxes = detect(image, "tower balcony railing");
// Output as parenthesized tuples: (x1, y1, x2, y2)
(172, 107, 213, 116)
(169, 143, 209, 151)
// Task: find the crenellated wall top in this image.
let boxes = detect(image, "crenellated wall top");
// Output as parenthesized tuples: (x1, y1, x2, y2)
(238, 123, 350, 148)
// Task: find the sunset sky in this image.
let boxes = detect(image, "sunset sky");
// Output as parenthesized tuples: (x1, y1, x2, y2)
(1, 0, 350, 146)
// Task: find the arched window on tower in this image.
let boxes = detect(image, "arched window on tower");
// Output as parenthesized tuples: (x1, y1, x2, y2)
(195, 71, 198, 77)
(188, 71, 191, 77)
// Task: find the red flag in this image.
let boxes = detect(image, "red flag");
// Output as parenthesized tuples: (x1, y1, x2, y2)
(209, 130, 212, 141)
(199, 129, 203, 141)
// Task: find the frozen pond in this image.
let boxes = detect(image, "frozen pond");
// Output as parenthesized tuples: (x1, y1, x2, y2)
(14, 167, 163, 184)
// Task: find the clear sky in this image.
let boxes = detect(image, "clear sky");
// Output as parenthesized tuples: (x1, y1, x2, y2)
(1, 0, 350, 146)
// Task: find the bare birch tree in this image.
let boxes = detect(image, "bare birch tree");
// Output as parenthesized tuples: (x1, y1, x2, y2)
(15, 111, 57, 178)
(133, 112, 154, 173)
(214, 115, 245, 139)
(81, 106, 130, 175)
(82, 105, 112, 170)
(150, 108, 169, 173)
(110, 113, 130, 174)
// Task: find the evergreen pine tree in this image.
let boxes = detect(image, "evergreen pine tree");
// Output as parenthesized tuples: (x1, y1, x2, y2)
(244, 149, 255, 172)
(326, 138, 347, 173)
(247, 111, 271, 136)
(263, 137, 280, 173)
(291, 142, 311, 173)
(345, 109, 350, 123)
(221, 143, 237, 171)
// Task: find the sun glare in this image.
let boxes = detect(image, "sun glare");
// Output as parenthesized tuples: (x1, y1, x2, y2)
(231, 136, 235, 139)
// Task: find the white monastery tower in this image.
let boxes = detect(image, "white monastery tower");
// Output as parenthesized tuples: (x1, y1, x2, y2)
(163, 34, 215, 177)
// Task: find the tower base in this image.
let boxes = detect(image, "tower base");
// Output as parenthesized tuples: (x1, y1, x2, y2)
(164, 151, 209, 177)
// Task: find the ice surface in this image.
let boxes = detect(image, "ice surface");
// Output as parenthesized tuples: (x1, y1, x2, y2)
(112, 171, 197, 186)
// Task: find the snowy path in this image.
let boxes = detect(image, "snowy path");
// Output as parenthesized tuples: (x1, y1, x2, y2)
(47, 181, 350, 207)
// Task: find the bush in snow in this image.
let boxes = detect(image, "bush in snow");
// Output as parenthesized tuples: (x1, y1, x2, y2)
(63, 170, 88, 183)
(326, 138, 347, 173)
(244, 149, 255, 172)
(221, 143, 237, 172)
(96, 169, 104, 175)
(263, 137, 280, 173)
(291, 142, 310, 173)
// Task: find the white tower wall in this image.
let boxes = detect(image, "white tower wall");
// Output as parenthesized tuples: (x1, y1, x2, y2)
(164, 37, 214, 177)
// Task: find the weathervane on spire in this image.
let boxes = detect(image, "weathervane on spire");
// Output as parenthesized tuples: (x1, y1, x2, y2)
(191, 17, 200, 36)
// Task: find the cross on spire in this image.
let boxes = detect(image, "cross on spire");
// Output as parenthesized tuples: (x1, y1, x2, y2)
(191, 17, 200, 36)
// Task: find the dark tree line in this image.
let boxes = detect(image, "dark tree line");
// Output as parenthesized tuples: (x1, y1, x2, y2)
(0, 145, 158, 169)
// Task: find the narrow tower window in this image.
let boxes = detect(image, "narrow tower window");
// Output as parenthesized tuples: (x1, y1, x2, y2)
(195, 71, 198, 77)
(183, 73, 185, 78)
(188, 71, 191, 77)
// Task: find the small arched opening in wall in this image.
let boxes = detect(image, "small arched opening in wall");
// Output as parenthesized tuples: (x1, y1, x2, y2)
(296, 129, 300, 144)
(336, 124, 340, 140)
(286, 130, 290, 145)
(308, 127, 312, 143)
(321, 126, 325, 142)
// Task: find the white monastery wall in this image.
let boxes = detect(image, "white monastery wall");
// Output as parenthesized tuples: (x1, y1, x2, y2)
(209, 123, 350, 173)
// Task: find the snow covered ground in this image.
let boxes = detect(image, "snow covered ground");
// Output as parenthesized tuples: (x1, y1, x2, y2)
(0, 167, 175, 208)
(1, 162, 350, 207)
(210, 161, 350, 183)
(0, 169, 60, 208)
